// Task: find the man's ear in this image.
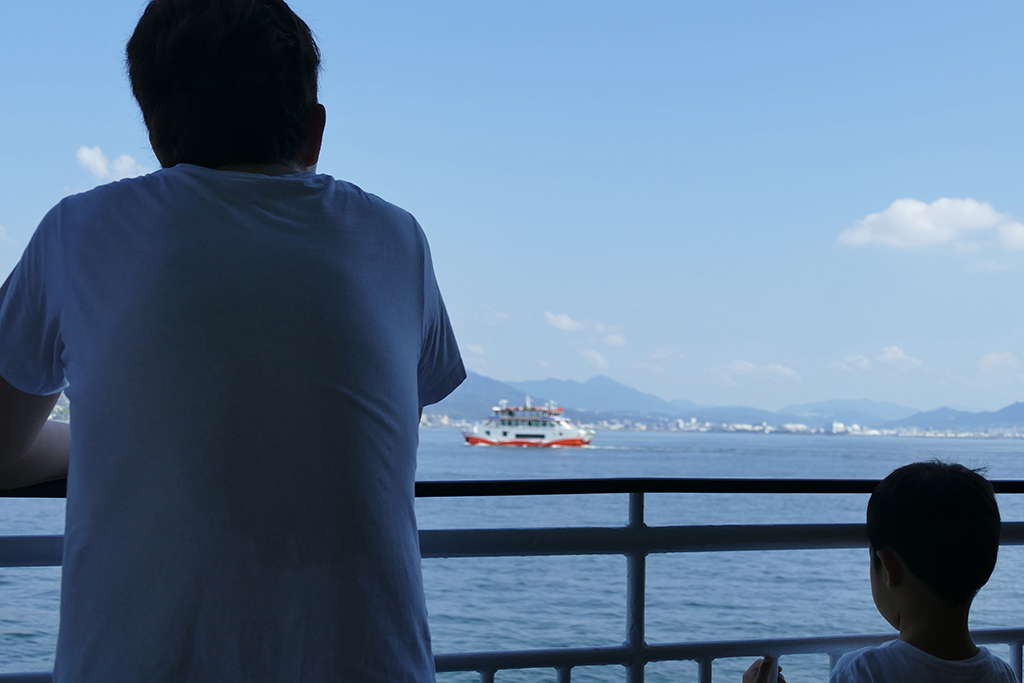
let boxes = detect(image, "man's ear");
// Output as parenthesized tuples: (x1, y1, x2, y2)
(300, 103, 326, 170)
(876, 549, 902, 588)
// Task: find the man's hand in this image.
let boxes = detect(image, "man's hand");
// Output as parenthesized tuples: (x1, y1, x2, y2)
(0, 373, 70, 490)
(742, 655, 786, 683)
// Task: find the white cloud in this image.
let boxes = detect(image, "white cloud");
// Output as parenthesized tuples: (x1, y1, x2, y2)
(651, 347, 684, 361)
(77, 146, 109, 178)
(977, 351, 1020, 374)
(582, 349, 609, 370)
(545, 311, 587, 331)
(764, 363, 801, 381)
(77, 146, 150, 182)
(0, 224, 15, 247)
(465, 344, 484, 355)
(839, 198, 1024, 251)
(828, 354, 872, 372)
(967, 260, 1010, 274)
(953, 242, 981, 254)
(878, 346, 922, 370)
(602, 333, 627, 347)
(1000, 223, 1024, 251)
(631, 360, 664, 374)
(711, 360, 800, 385)
(546, 311, 627, 346)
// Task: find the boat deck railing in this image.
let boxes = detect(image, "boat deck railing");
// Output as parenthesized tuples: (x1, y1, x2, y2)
(3, 477, 1024, 682)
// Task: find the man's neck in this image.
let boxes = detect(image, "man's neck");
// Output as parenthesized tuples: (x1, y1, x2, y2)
(215, 162, 306, 176)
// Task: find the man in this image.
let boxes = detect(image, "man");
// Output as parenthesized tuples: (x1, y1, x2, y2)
(0, 0, 465, 680)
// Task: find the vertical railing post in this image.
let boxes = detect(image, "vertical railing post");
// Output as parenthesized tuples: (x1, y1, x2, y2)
(626, 491, 646, 683)
(478, 670, 495, 683)
(766, 653, 779, 683)
(556, 666, 572, 683)
(698, 658, 712, 683)
(1012, 640, 1023, 682)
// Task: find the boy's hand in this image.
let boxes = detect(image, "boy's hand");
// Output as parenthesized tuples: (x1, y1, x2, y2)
(742, 655, 786, 683)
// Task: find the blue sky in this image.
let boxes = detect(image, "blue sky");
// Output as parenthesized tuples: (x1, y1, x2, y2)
(3, 1, 1024, 411)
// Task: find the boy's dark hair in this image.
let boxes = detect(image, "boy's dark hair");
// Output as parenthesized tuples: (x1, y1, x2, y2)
(867, 460, 1000, 604)
(126, 0, 321, 168)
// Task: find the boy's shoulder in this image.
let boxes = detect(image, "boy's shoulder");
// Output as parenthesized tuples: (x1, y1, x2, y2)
(830, 640, 902, 682)
(830, 640, 1016, 683)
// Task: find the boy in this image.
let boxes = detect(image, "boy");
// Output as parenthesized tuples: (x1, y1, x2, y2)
(745, 461, 1014, 683)
(0, 0, 464, 681)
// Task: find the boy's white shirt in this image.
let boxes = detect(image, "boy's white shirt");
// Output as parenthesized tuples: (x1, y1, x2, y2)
(830, 639, 1016, 682)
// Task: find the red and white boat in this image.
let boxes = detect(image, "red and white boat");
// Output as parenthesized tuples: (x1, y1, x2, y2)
(462, 397, 596, 447)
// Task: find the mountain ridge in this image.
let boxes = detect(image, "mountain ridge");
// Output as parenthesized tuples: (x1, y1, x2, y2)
(428, 372, 987, 428)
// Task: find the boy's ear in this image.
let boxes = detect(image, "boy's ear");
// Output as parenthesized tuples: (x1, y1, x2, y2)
(876, 549, 902, 588)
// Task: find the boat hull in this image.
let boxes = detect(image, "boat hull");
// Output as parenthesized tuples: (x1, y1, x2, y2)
(463, 435, 591, 447)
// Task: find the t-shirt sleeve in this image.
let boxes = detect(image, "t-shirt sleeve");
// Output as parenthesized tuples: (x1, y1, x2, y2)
(417, 231, 465, 407)
(0, 205, 67, 395)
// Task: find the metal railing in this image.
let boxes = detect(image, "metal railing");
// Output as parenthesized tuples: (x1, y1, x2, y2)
(3, 478, 1024, 682)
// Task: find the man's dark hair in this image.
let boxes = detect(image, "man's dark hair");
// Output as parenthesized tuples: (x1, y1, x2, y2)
(126, 0, 321, 168)
(867, 460, 1000, 604)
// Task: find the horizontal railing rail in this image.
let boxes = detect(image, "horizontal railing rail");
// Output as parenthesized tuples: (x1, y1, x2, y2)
(4, 478, 1024, 682)
(9, 476, 1024, 498)
(434, 629, 1024, 682)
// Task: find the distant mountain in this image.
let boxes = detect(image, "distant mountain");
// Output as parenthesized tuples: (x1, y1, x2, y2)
(670, 398, 702, 411)
(508, 375, 677, 415)
(686, 405, 793, 426)
(428, 372, 539, 420)
(885, 402, 1024, 430)
(426, 372, 1024, 432)
(780, 399, 920, 427)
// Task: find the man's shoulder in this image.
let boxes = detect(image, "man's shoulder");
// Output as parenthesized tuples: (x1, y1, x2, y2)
(52, 168, 168, 222)
(330, 177, 420, 229)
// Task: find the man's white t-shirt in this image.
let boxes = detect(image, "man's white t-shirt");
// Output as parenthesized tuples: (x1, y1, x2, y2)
(0, 164, 465, 682)
(831, 639, 1016, 683)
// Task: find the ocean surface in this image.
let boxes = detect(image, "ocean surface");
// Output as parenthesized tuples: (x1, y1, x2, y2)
(3, 430, 1024, 682)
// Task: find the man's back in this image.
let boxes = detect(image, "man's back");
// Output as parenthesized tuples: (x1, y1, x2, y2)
(0, 164, 463, 681)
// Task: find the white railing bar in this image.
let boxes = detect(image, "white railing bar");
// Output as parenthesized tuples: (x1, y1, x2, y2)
(9, 629, 1023, 683)
(648, 628, 1024, 660)
(0, 535, 63, 568)
(435, 645, 630, 672)
(421, 523, 867, 558)
(7, 630, 1024, 683)
(433, 628, 1024, 676)
(7, 521, 1024, 568)
(421, 520, 1024, 558)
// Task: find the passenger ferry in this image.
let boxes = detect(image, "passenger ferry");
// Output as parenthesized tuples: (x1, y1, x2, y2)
(462, 397, 596, 447)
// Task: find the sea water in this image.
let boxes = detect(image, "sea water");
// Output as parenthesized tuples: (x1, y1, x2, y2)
(3, 430, 1024, 682)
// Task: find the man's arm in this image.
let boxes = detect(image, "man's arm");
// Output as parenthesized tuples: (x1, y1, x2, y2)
(0, 373, 70, 490)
